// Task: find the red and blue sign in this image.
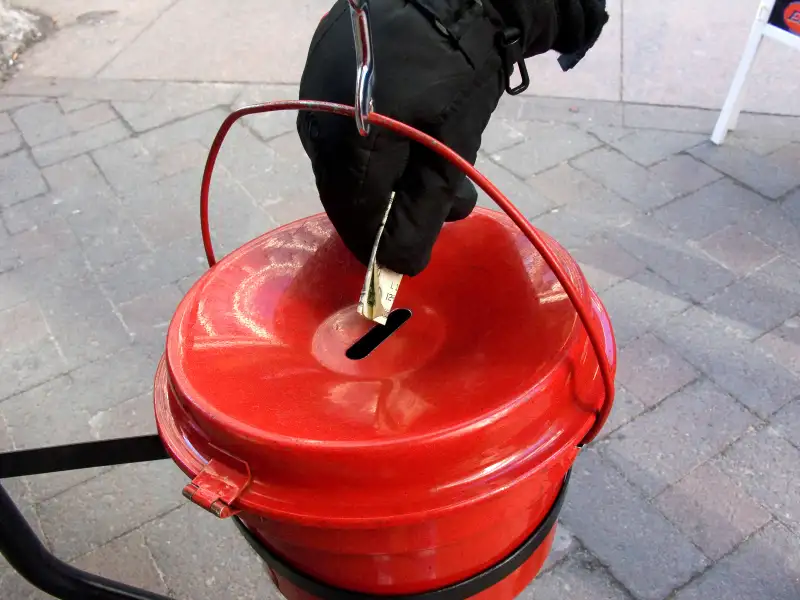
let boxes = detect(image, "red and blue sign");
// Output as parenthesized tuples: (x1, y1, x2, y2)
(770, 0, 800, 35)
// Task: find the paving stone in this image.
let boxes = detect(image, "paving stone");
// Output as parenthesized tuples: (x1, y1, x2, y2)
(142, 503, 284, 600)
(1, 78, 162, 102)
(11, 100, 72, 146)
(474, 154, 554, 218)
(623, 104, 719, 134)
(96, 236, 208, 304)
(771, 399, 800, 449)
(1, 375, 108, 502)
(608, 130, 706, 167)
(0, 130, 23, 156)
(612, 218, 737, 302)
(37, 461, 187, 560)
(0, 112, 14, 133)
(560, 449, 708, 600)
(480, 117, 527, 154)
(520, 549, 631, 600)
(10, 217, 80, 264)
(688, 142, 800, 200)
(597, 270, 691, 345)
(594, 386, 647, 442)
(727, 133, 793, 156)
(647, 155, 722, 197)
(89, 392, 157, 441)
(601, 379, 759, 497)
(655, 463, 772, 560)
(704, 257, 800, 337)
(587, 124, 631, 144)
(0, 96, 46, 112)
(118, 284, 184, 352)
(697, 222, 780, 276)
(58, 97, 99, 113)
(518, 97, 623, 127)
(68, 198, 150, 270)
(617, 333, 699, 407)
(717, 428, 800, 530)
(0, 225, 21, 273)
(540, 524, 580, 574)
(65, 102, 118, 132)
(756, 316, 800, 378)
(654, 178, 769, 241)
(673, 521, 800, 600)
(31, 120, 130, 167)
(490, 122, 601, 178)
(571, 147, 678, 210)
(655, 307, 798, 418)
(71, 530, 169, 595)
(572, 235, 646, 293)
(113, 82, 241, 132)
(43, 153, 114, 201)
(749, 204, 800, 257)
(0, 301, 67, 402)
(0, 151, 48, 207)
(232, 83, 300, 142)
(0, 193, 71, 234)
(736, 113, 800, 139)
(0, 568, 55, 600)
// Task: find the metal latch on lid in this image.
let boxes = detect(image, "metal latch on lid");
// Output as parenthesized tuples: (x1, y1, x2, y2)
(182, 458, 252, 519)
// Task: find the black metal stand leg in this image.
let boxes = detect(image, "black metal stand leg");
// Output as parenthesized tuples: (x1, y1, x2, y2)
(0, 481, 174, 600)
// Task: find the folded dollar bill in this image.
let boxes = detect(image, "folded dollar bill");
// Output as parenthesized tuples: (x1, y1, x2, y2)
(358, 192, 403, 325)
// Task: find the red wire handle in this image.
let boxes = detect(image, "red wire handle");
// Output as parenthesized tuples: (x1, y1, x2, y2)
(199, 100, 615, 445)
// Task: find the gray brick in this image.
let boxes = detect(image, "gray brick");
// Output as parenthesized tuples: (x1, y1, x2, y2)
(474, 154, 554, 218)
(142, 504, 283, 600)
(613, 218, 737, 302)
(623, 104, 719, 134)
(0, 226, 21, 273)
(10, 217, 80, 263)
(647, 155, 722, 197)
(0, 112, 14, 133)
(88, 393, 157, 440)
(1, 376, 108, 501)
(118, 284, 184, 352)
(609, 130, 706, 167)
(749, 204, 800, 257)
(520, 550, 631, 600)
(601, 379, 758, 497)
(697, 222, 780, 276)
(598, 270, 691, 345)
(0, 95, 46, 112)
(595, 386, 647, 441)
(756, 316, 800, 378)
(0, 151, 48, 207)
(771, 399, 800, 448)
(1, 78, 161, 102)
(572, 235, 646, 293)
(704, 257, 800, 337)
(96, 236, 208, 304)
(31, 120, 130, 167)
(655, 463, 772, 560)
(655, 307, 798, 418)
(655, 178, 769, 241)
(518, 97, 623, 127)
(0, 193, 73, 234)
(540, 524, 579, 574)
(57, 97, 98, 113)
(43, 153, 114, 201)
(71, 530, 169, 595)
(223, 127, 299, 202)
(68, 198, 150, 270)
(688, 142, 800, 200)
(674, 522, 800, 600)
(0, 130, 22, 156)
(113, 82, 241, 132)
(588, 124, 631, 144)
(11, 101, 72, 146)
(0, 301, 67, 401)
(65, 103, 117, 132)
(38, 461, 187, 560)
(727, 134, 793, 156)
(717, 428, 800, 529)
(785, 187, 800, 224)
(490, 122, 601, 178)
(561, 449, 708, 600)
(736, 112, 800, 139)
(571, 148, 677, 210)
(480, 117, 527, 154)
(232, 84, 300, 141)
(617, 333, 699, 407)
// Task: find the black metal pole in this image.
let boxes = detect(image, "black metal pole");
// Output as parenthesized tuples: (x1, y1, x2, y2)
(0, 482, 175, 600)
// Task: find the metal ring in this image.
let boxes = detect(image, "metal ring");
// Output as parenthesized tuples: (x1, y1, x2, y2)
(233, 469, 571, 600)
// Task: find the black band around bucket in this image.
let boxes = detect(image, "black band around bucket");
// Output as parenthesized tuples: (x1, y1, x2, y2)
(234, 469, 571, 600)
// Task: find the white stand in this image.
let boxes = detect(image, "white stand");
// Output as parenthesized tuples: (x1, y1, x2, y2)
(711, 0, 800, 145)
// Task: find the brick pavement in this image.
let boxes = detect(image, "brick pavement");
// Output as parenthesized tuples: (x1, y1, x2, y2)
(0, 78, 799, 600)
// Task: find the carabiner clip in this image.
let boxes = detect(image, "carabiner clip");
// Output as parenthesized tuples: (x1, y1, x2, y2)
(347, 0, 375, 136)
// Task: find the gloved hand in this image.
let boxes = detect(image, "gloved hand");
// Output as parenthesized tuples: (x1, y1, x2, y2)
(297, 0, 609, 276)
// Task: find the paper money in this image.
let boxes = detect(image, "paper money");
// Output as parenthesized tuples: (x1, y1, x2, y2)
(358, 192, 403, 325)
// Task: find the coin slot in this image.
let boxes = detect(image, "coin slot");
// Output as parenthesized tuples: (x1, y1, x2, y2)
(346, 309, 412, 360)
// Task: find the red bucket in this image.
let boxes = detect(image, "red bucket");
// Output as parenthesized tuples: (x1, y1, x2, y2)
(154, 101, 616, 600)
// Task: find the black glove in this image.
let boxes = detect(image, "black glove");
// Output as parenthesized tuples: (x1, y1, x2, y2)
(297, 0, 609, 276)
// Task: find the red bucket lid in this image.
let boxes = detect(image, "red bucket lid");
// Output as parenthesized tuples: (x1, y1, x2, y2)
(156, 209, 612, 524)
